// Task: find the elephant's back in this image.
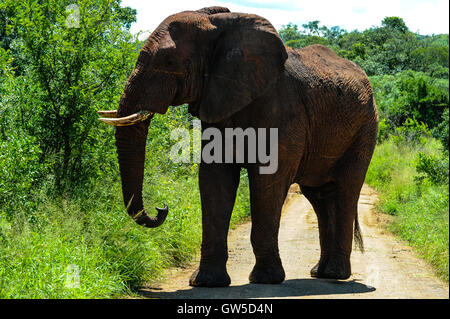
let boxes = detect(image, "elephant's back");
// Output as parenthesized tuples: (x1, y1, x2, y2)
(288, 44, 373, 104)
(285, 44, 378, 160)
(286, 44, 376, 121)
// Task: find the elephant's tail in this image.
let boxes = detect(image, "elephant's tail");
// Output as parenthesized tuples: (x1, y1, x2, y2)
(354, 214, 364, 253)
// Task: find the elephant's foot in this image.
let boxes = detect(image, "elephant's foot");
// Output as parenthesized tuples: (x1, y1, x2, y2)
(311, 254, 351, 280)
(249, 263, 285, 284)
(310, 262, 319, 277)
(189, 267, 231, 287)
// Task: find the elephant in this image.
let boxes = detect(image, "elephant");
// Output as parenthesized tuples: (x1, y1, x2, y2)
(99, 6, 378, 287)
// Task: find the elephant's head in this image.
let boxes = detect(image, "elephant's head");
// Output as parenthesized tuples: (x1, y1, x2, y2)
(98, 6, 287, 228)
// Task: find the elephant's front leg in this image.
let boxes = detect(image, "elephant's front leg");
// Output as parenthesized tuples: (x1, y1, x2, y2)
(189, 163, 240, 287)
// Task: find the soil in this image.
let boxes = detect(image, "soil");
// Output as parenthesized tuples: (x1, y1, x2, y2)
(139, 184, 449, 299)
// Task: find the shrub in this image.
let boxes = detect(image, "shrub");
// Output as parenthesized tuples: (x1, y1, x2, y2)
(432, 108, 449, 154)
(391, 117, 431, 146)
(366, 136, 449, 281)
(415, 152, 449, 185)
(371, 71, 449, 130)
(376, 118, 391, 143)
(0, 130, 48, 217)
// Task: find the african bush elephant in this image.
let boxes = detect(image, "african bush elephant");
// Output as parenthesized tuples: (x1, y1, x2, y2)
(99, 6, 378, 287)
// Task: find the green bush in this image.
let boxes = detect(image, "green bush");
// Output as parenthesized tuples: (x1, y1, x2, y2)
(432, 108, 449, 153)
(371, 71, 448, 130)
(415, 152, 449, 185)
(0, 130, 48, 217)
(376, 118, 391, 143)
(391, 117, 431, 146)
(389, 184, 449, 281)
(366, 137, 449, 281)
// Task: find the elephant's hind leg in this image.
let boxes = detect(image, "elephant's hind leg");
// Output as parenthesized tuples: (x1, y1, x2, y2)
(301, 182, 354, 279)
(302, 124, 376, 280)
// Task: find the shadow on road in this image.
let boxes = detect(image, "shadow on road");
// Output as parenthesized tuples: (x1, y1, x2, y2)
(139, 278, 376, 299)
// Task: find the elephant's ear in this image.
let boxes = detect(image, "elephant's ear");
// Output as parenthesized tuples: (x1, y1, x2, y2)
(196, 13, 288, 123)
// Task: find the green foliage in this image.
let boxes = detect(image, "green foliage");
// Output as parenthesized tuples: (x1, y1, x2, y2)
(411, 46, 449, 76)
(370, 71, 448, 129)
(432, 108, 449, 154)
(415, 152, 449, 185)
(391, 117, 431, 146)
(279, 21, 346, 46)
(1, 0, 140, 192)
(414, 109, 449, 186)
(389, 184, 449, 281)
(1, 64, 251, 298)
(280, 17, 449, 79)
(279, 22, 302, 43)
(0, 130, 48, 216)
(366, 138, 449, 281)
(0, 107, 251, 298)
(381, 17, 409, 33)
(285, 36, 329, 49)
(302, 20, 322, 36)
(376, 118, 390, 143)
(279, 20, 346, 50)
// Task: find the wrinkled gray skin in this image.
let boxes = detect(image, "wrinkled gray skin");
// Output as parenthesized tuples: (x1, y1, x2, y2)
(112, 7, 378, 287)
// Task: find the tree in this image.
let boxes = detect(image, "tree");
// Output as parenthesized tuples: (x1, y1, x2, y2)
(302, 20, 321, 36)
(322, 26, 346, 43)
(1, 0, 140, 192)
(279, 23, 302, 43)
(382, 16, 409, 33)
(371, 71, 449, 129)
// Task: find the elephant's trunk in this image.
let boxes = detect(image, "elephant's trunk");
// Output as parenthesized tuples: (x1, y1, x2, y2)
(114, 116, 168, 228)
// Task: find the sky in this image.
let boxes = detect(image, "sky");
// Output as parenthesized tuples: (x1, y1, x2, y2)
(121, 0, 449, 39)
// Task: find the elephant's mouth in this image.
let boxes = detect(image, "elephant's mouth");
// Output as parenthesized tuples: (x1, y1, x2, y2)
(98, 110, 153, 126)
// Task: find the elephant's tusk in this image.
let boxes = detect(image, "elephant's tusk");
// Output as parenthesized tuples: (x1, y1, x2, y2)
(97, 110, 118, 118)
(99, 111, 154, 126)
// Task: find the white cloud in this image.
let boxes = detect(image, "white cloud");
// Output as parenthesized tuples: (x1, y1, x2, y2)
(121, 0, 449, 39)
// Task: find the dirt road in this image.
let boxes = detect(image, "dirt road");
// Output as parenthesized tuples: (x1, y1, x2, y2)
(140, 185, 448, 299)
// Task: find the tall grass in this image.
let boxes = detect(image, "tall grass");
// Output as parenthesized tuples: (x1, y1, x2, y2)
(0, 108, 251, 298)
(366, 137, 449, 281)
